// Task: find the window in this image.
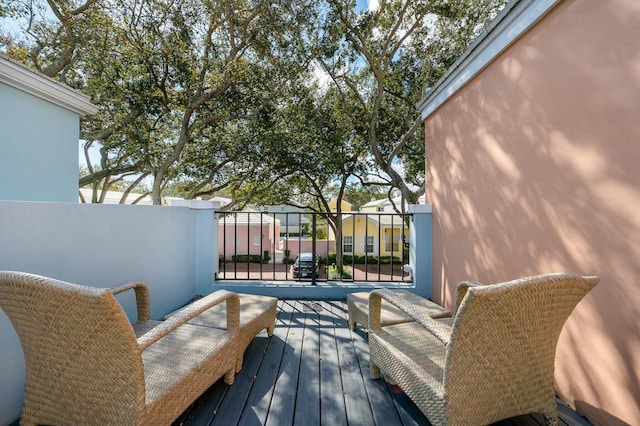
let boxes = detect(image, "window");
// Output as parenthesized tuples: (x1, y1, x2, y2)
(366, 236, 374, 253)
(385, 234, 392, 251)
(232, 235, 240, 246)
(386, 232, 401, 251)
(343, 235, 353, 253)
(253, 234, 261, 246)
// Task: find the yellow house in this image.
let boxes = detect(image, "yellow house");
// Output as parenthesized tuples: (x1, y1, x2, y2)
(340, 213, 408, 257)
(327, 197, 352, 212)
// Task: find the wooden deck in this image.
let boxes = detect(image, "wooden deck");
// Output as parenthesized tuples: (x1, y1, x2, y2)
(173, 299, 592, 426)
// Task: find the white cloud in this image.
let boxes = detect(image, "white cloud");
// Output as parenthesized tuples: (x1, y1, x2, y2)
(311, 61, 331, 90)
(368, 0, 379, 12)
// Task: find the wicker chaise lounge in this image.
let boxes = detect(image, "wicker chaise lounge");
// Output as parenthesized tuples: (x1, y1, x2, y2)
(117, 283, 278, 373)
(368, 272, 599, 426)
(0, 271, 241, 425)
(166, 292, 278, 372)
(346, 289, 450, 330)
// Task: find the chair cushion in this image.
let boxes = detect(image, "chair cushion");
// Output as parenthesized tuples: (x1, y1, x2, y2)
(142, 323, 231, 402)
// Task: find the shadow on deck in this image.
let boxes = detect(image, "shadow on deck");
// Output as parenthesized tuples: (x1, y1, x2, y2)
(173, 299, 592, 426)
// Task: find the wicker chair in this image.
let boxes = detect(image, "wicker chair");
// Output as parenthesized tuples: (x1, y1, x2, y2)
(0, 271, 241, 426)
(368, 272, 599, 426)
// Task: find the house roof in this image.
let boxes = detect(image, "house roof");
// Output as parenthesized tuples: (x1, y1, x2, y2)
(361, 198, 388, 208)
(341, 214, 407, 228)
(210, 196, 232, 206)
(167, 196, 232, 209)
(416, 0, 561, 120)
(79, 188, 153, 205)
(0, 54, 98, 115)
(361, 194, 427, 210)
(218, 211, 280, 225)
(258, 204, 308, 213)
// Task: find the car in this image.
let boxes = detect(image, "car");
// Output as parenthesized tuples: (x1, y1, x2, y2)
(291, 252, 321, 278)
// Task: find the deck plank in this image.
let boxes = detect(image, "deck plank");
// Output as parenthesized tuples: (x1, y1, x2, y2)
(172, 379, 228, 426)
(328, 300, 377, 426)
(208, 335, 272, 425)
(293, 300, 321, 426)
(171, 298, 592, 426)
(387, 381, 431, 426)
(235, 300, 293, 426)
(337, 297, 409, 426)
(264, 300, 305, 426)
(318, 300, 348, 426)
(349, 327, 408, 425)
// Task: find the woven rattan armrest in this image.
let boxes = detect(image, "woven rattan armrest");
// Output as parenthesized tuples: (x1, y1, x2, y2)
(455, 280, 483, 314)
(110, 282, 151, 321)
(138, 290, 239, 351)
(370, 289, 451, 345)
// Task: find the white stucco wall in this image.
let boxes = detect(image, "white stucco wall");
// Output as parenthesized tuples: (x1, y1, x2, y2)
(0, 201, 214, 424)
(0, 82, 79, 202)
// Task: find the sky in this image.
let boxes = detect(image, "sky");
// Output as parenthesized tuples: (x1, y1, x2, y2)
(78, 141, 101, 168)
(363, 0, 379, 12)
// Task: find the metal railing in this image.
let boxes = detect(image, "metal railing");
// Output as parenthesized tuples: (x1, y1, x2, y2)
(215, 211, 412, 284)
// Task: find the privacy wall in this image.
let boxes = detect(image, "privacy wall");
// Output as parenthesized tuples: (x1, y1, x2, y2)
(0, 201, 212, 424)
(423, 1, 640, 424)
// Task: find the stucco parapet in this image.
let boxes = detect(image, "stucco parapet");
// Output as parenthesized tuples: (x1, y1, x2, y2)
(0, 54, 98, 115)
(408, 203, 432, 214)
(417, 0, 561, 120)
(188, 200, 217, 210)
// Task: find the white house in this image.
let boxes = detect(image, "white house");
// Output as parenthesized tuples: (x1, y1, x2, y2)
(258, 204, 310, 236)
(79, 188, 154, 205)
(360, 194, 426, 213)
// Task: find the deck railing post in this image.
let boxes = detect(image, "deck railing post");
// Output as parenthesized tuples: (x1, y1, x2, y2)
(311, 213, 317, 285)
(408, 204, 433, 299)
(190, 201, 215, 295)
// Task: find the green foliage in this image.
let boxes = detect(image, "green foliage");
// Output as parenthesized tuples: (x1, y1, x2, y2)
(343, 183, 388, 211)
(315, 227, 327, 240)
(230, 254, 269, 264)
(315, 0, 508, 203)
(1, 0, 318, 204)
(282, 257, 295, 265)
(327, 264, 351, 279)
(327, 252, 402, 265)
(1, 0, 507, 206)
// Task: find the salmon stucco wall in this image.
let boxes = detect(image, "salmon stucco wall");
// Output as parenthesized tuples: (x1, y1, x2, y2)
(424, 1, 640, 425)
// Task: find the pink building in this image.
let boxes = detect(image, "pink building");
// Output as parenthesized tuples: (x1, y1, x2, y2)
(280, 238, 335, 262)
(218, 212, 280, 260)
(418, 1, 640, 424)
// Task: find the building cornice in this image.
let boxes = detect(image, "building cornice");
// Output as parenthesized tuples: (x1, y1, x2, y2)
(417, 0, 561, 120)
(0, 54, 98, 116)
